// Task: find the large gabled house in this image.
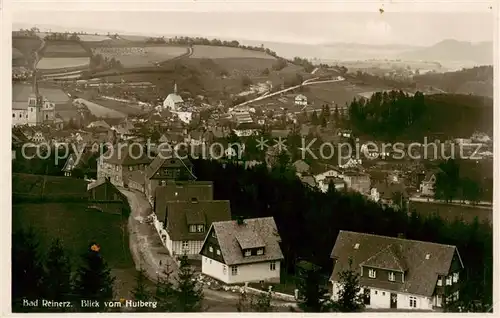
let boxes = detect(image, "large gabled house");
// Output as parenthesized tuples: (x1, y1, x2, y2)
(155, 197, 231, 258)
(143, 151, 197, 201)
(330, 231, 464, 311)
(97, 144, 152, 187)
(153, 180, 214, 224)
(199, 217, 284, 285)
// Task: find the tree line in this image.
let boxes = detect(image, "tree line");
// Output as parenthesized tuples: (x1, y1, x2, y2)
(348, 90, 426, 139)
(44, 32, 81, 42)
(89, 54, 124, 72)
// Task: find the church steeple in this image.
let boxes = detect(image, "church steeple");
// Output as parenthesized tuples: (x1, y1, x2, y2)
(174, 82, 177, 94)
(32, 71, 40, 97)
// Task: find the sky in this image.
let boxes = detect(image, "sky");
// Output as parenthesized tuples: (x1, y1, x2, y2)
(12, 11, 494, 46)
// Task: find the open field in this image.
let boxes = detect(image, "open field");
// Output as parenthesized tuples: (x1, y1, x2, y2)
(13, 83, 70, 103)
(90, 97, 145, 116)
(74, 98, 127, 118)
(78, 34, 112, 42)
(44, 42, 88, 55)
(306, 81, 374, 106)
(12, 202, 136, 297)
(12, 37, 42, 66)
(410, 201, 492, 224)
(118, 34, 150, 42)
(191, 45, 276, 59)
(13, 173, 87, 197)
(91, 46, 187, 67)
(37, 57, 90, 70)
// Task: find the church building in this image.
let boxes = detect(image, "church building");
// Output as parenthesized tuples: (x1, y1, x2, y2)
(12, 75, 56, 127)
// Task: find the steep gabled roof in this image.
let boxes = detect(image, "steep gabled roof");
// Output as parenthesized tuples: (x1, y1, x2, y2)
(101, 144, 151, 166)
(145, 149, 195, 180)
(330, 231, 462, 297)
(207, 217, 284, 266)
(165, 200, 231, 241)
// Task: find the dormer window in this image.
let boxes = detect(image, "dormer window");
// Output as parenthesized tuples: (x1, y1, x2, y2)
(388, 272, 395, 282)
(244, 250, 251, 257)
(453, 272, 459, 283)
(437, 277, 443, 286)
(446, 276, 452, 286)
(257, 248, 264, 255)
(189, 224, 205, 233)
(368, 269, 376, 278)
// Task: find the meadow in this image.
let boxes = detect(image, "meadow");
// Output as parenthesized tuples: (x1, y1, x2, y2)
(12, 83, 70, 103)
(91, 46, 188, 67)
(12, 202, 136, 298)
(191, 45, 276, 59)
(37, 57, 90, 70)
(78, 34, 113, 42)
(410, 200, 492, 224)
(74, 98, 127, 118)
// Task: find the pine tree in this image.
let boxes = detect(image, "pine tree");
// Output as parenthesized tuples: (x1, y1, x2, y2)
(297, 260, 330, 312)
(336, 258, 364, 312)
(154, 264, 176, 311)
(73, 243, 115, 311)
(132, 268, 152, 302)
(175, 254, 203, 312)
(12, 227, 46, 311)
(44, 239, 72, 303)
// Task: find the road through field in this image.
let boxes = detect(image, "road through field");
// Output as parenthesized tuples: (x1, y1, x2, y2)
(234, 77, 345, 108)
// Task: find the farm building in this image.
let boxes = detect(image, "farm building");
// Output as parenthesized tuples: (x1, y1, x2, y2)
(294, 94, 308, 106)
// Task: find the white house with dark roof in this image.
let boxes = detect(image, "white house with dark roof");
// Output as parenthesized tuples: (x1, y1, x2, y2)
(163, 83, 185, 111)
(199, 217, 284, 285)
(330, 231, 464, 311)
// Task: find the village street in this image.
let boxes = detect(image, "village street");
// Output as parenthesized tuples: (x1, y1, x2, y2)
(119, 188, 298, 311)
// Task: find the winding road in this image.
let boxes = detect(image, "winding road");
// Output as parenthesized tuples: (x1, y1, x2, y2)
(119, 187, 298, 311)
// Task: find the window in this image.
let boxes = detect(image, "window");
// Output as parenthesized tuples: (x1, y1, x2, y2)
(189, 225, 197, 233)
(374, 290, 378, 295)
(437, 277, 442, 286)
(453, 291, 459, 301)
(409, 296, 417, 308)
(231, 266, 238, 276)
(211, 231, 216, 238)
(244, 250, 251, 257)
(182, 241, 189, 249)
(216, 249, 221, 255)
(257, 248, 264, 255)
(388, 272, 395, 282)
(204, 257, 207, 263)
(129, 166, 133, 171)
(209, 246, 213, 253)
(270, 262, 276, 271)
(368, 269, 376, 278)
(382, 292, 385, 296)
(354, 243, 360, 249)
(453, 272, 459, 283)
(197, 225, 205, 232)
(446, 276, 452, 286)
(12, 114, 14, 118)
(223, 265, 227, 275)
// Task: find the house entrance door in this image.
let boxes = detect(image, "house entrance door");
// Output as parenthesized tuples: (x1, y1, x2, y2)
(390, 293, 397, 308)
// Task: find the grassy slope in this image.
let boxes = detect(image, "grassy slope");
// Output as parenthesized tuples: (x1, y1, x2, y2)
(12, 202, 136, 298)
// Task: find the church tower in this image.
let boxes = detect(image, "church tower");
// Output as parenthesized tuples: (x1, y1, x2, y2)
(174, 82, 178, 94)
(27, 73, 42, 126)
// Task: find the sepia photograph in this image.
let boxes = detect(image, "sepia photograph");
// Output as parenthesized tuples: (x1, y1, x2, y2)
(9, 3, 495, 313)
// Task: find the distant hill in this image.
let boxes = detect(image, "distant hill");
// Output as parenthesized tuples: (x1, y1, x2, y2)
(414, 66, 493, 98)
(398, 39, 493, 66)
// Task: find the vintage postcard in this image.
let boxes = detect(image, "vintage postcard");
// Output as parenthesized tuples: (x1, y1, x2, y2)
(7, 1, 496, 314)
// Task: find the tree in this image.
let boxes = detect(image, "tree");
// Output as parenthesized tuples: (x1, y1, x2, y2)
(241, 75, 252, 88)
(132, 268, 152, 302)
(12, 227, 46, 309)
(73, 243, 115, 311)
(237, 289, 274, 312)
(297, 260, 330, 312)
(175, 254, 203, 312)
(44, 239, 72, 303)
(335, 258, 364, 312)
(154, 265, 176, 311)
